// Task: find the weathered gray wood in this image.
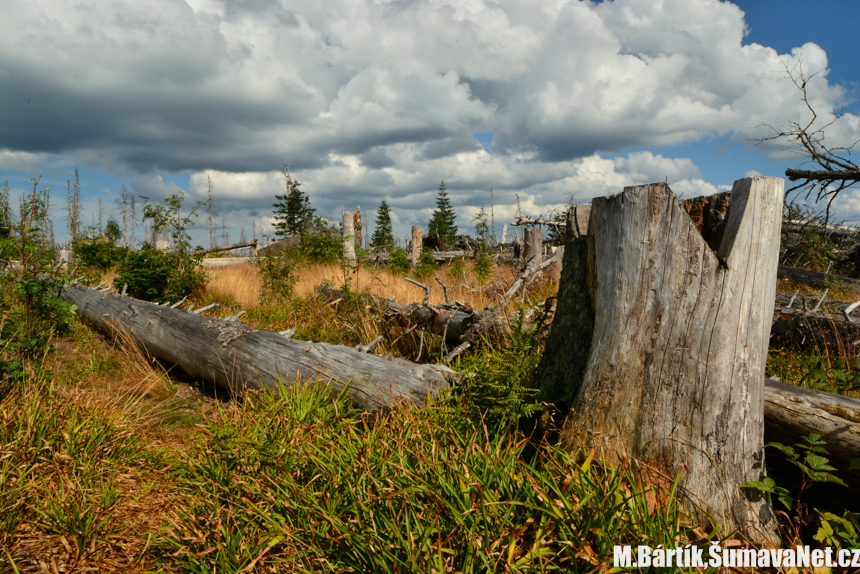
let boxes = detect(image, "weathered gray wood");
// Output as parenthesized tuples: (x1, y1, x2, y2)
(777, 264, 860, 289)
(343, 211, 356, 262)
(542, 178, 784, 544)
(61, 286, 455, 411)
(523, 228, 543, 267)
(784, 220, 860, 240)
(412, 226, 422, 264)
(764, 379, 860, 487)
(193, 240, 257, 257)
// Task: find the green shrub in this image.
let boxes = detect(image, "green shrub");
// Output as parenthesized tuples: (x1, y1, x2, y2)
(415, 250, 437, 278)
(259, 254, 296, 301)
(0, 178, 76, 396)
(72, 236, 128, 269)
(451, 314, 545, 435)
(114, 193, 206, 303)
(298, 222, 342, 263)
(387, 247, 412, 275)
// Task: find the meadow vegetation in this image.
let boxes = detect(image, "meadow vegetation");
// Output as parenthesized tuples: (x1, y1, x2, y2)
(2, 185, 859, 571)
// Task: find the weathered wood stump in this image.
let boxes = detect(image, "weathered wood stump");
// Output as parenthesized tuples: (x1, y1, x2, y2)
(537, 177, 784, 544)
(412, 226, 422, 264)
(61, 286, 455, 412)
(523, 228, 543, 267)
(343, 211, 356, 262)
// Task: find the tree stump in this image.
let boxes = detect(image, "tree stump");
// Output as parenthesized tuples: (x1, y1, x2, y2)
(523, 227, 543, 268)
(342, 211, 356, 262)
(537, 177, 783, 544)
(412, 226, 422, 263)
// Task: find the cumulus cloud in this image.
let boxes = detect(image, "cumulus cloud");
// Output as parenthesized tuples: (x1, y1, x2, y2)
(189, 149, 725, 241)
(2, 0, 859, 241)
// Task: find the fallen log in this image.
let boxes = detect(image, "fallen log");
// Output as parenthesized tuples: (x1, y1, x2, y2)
(784, 220, 860, 240)
(193, 239, 257, 257)
(60, 286, 455, 411)
(777, 264, 860, 289)
(764, 378, 860, 489)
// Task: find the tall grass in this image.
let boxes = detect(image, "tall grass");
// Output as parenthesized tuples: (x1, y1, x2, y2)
(196, 260, 556, 311)
(161, 379, 703, 573)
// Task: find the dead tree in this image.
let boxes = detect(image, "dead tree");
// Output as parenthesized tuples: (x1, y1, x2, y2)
(61, 286, 455, 411)
(522, 228, 542, 267)
(343, 211, 356, 262)
(756, 64, 860, 211)
(536, 178, 784, 544)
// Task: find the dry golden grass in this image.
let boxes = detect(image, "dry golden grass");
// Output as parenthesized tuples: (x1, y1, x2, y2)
(197, 259, 558, 311)
(201, 262, 263, 309)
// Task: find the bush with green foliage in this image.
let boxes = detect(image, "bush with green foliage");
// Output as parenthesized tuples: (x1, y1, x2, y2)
(259, 253, 296, 301)
(387, 247, 411, 275)
(72, 221, 128, 270)
(0, 178, 76, 396)
(451, 313, 545, 435)
(415, 250, 437, 278)
(745, 434, 860, 549)
(114, 193, 205, 303)
(298, 219, 342, 263)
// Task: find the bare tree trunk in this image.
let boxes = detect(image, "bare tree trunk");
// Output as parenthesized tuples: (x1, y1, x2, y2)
(61, 286, 455, 411)
(523, 228, 542, 268)
(343, 211, 356, 262)
(537, 178, 784, 544)
(412, 226, 422, 264)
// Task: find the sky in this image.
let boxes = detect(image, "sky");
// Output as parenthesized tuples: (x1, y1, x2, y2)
(2, 0, 860, 248)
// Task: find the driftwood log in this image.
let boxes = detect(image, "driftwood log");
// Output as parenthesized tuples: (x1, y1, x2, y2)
(764, 378, 860, 490)
(192, 240, 257, 257)
(60, 286, 455, 411)
(537, 178, 784, 544)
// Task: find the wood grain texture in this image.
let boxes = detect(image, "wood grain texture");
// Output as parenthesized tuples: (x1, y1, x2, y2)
(764, 378, 860, 487)
(61, 286, 455, 412)
(523, 228, 543, 267)
(557, 178, 784, 544)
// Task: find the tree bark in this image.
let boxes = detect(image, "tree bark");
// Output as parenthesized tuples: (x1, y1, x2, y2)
(60, 286, 455, 412)
(538, 178, 784, 544)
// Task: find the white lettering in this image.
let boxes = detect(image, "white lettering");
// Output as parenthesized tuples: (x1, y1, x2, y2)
(691, 545, 704, 568)
(852, 549, 860, 567)
(709, 542, 722, 568)
(613, 546, 632, 568)
(653, 547, 665, 567)
(757, 549, 771, 568)
(796, 545, 810, 568)
(811, 549, 824, 568)
(638, 545, 651, 567)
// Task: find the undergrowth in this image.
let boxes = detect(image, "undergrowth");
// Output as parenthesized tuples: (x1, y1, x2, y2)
(159, 379, 703, 573)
